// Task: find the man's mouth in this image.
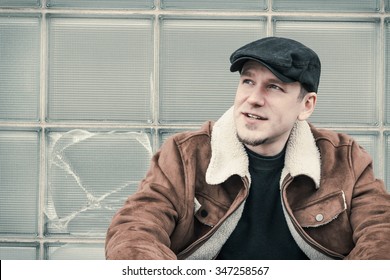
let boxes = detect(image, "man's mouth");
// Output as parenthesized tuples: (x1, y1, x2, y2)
(245, 113, 267, 120)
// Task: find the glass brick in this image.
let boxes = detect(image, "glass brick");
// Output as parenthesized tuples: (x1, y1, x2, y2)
(385, 19, 390, 124)
(161, 0, 267, 11)
(47, 0, 154, 9)
(46, 243, 104, 260)
(46, 129, 153, 236)
(273, 0, 379, 12)
(0, 243, 38, 260)
(0, 131, 39, 236)
(0, 0, 40, 7)
(384, 133, 390, 191)
(386, 0, 390, 12)
(159, 17, 266, 124)
(0, 15, 40, 121)
(47, 16, 153, 122)
(274, 19, 379, 126)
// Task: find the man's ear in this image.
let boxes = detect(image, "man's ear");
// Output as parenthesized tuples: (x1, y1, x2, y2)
(298, 92, 317, 121)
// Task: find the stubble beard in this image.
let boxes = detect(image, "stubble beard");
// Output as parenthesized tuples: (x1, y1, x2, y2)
(236, 133, 268, 147)
(235, 121, 270, 147)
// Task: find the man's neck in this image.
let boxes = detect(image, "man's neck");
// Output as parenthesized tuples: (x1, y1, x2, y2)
(244, 141, 287, 157)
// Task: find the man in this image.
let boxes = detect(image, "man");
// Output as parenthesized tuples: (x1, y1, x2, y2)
(105, 37, 390, 259)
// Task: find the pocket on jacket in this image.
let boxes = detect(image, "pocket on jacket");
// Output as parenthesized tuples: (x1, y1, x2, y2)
(193, 197, 227, 227)
(293, 190, 347, 228)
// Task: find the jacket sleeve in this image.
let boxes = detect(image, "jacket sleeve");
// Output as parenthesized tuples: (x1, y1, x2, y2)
(345, 141, 390, 259)
(105, 137, 188, 260)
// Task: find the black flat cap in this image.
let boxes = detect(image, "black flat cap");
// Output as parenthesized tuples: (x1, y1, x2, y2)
(230, 37, 321, 93)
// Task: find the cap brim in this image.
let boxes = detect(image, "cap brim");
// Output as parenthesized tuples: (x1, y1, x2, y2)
(230, 57, 295, 83)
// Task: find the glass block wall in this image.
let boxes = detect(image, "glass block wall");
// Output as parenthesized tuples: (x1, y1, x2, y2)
(0, 0, 389, 260)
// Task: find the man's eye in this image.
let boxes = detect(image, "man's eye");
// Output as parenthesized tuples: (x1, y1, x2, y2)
(269, 84, 284, 91)
(243, 79, 254, 85)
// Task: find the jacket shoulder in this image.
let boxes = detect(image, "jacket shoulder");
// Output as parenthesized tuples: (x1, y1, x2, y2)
(169, 121, 214, 146)
(308, 123, 374, 175)
(309, 123, 354, 147)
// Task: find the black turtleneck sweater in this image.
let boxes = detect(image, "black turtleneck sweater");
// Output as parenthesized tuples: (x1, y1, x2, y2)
(217, 147, 309, 260)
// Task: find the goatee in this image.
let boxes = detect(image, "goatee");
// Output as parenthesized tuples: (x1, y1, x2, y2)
(237, 133, 268, 147)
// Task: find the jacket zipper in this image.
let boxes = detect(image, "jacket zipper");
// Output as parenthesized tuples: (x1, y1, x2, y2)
(177, 176, 250, 259)
(281, 176, 344, 259)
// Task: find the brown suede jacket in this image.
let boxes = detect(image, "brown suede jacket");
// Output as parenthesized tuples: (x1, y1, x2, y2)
(105, 107, 390, 260)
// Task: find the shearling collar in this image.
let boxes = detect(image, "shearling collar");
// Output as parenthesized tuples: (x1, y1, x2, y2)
(205, 106, 321, 189)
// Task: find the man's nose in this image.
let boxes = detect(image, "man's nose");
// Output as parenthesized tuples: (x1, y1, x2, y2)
(246, 87, 266, 107)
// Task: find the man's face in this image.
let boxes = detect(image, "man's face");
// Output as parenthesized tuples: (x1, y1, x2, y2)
(233, 60, 315, 156)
